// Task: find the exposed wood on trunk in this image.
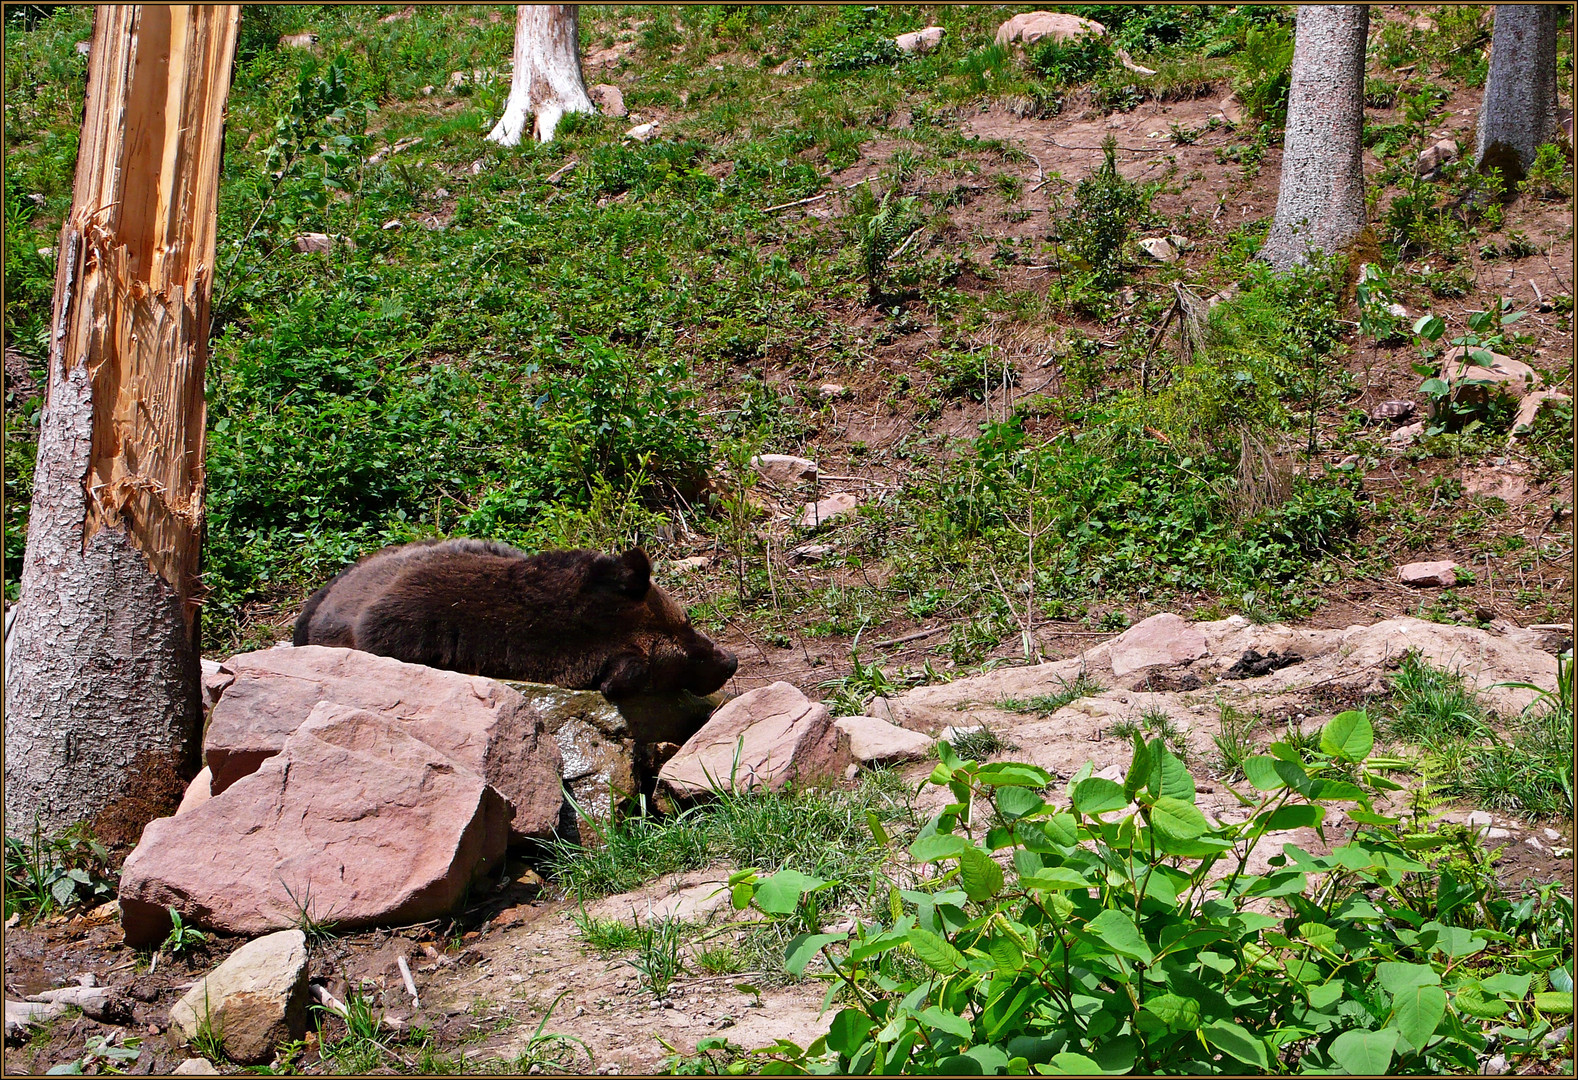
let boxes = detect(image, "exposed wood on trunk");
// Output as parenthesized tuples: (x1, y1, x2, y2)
(5, 5, 239, 838)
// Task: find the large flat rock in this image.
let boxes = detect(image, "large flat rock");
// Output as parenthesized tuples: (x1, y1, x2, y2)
(120, 704, 511, 945)
(204, 645, 562, 842)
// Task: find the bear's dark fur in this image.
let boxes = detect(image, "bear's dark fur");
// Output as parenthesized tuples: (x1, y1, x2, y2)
(293, 539, 737, 699)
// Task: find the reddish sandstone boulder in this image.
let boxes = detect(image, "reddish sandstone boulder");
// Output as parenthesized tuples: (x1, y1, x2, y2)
(120, 704, 511, 946)
(658, 682, 848, 798)
(203, 645, 563, 842)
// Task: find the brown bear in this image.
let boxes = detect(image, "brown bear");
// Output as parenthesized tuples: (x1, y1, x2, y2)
(292, 539, 737, 700)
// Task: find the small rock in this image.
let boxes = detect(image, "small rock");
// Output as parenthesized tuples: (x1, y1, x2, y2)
(818, 383, 847, 399)
(790, 544, 835, 563)
(1545, 828, 1562, 841)
(1509, 390, 1570, 439)
(1217, 94, 1243, 125)
(1370, 400, 1415, 422)
(940, 724, 983, 744)
(588, 83, 627, 118)
(1416, 139, 1458, 178)
(751, 454, 818, 486)
(1137, 237, 1177, 263)
(1485, 827, 1511, 840)
(1398, 560, 1459, 588)
(382, 219, 403, 231)
(170, 930, 309, 1065)
(291, 232, 349, 255)
(1525, 836, 1544, 850)
(75, 40, 91, 56)
(420, 85, 436, 97)
(625, 122, 660, 142)
(798, 492, 860, 529)
(1336, 454, 1363, 470)
(1529, 624, 1574, 655)
(1439, 347, 1540, 403)
(668, 556, 711, 574)
(1481, 1053, 1509, 1075)
(834, 715, 935, 765)
(1554, 847, 1574, 858)
(1466, 810, 1494, 830)
(173, 1059, 222, 1075)
(1385, 302, 1410, 319)
(895, 27, 946, 54)
(1389, 421, 1425, 445)
(1093, 764, 1125, 782)
(995, 12, 1106, 48)
(435, 187, 449, 199)
(279, 32, 318, 49)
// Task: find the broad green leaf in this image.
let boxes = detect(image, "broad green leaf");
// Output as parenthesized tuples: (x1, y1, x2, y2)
(1414, 314, 1445, 340)
(1478, 972, 1532, 999)
(1299, 921, 1339, 956)
(963, 1045, 1010, 1074)
(1087, 909, 1153, 964)
(909, 833, 968, 863)
(1308, 981, 1343, 1009)
(917, 1005, 972, 1041)
(731, 882, 753, 910)
(1148, 795, 1209, 841)
(1376, 962, 1440, 995)
(1329, 1028, 1397, 1074)
(756, 869, 828, 915)
(1145, 740, 1196, 802)
(1141, 993, 1199, 1031)
(1242, 755, 1287, 791)
(988, 936, 1024, 975)
(1263, 804, 1324, 831)
(1203, 1020, 1269, 1069)
(825, 1009, 875, 1057)
(1071, 777, 1127, 816)
(959, 845, 1005, 903)
(1311, 778, 1367, 804)
(1422, 922, 1487, 958)
(1020, 867, 1095, 892)
(1124, 732, 1152, 802)
(995, 786, 1045, 821)
(977, 762, 1053, 788)
(784, 931, 846, 976)
(907, 928, 963, 973)
(1535, 991, 1574, 1013)
(1040, 1051, 1104, 1075)
(1390, 983, 1447, 1051)
(1320, 710, 1373, 763)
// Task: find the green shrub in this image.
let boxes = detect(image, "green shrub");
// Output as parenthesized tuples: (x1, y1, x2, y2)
(1065, 137, 1154, 291)
(1232, 22, 1293, 126)
(1029, 34, 1113, 87)
(725, 711, 1573, 1074)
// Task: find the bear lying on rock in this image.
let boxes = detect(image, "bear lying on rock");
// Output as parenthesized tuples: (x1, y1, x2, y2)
(294, 540, 737, 699)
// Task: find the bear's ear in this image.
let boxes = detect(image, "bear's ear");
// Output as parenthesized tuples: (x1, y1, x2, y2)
(588, 548, 651, 598)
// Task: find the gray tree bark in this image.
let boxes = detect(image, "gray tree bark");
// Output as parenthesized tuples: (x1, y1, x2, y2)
(1260, 5, 1370, 272)
(486, 5, 594, 146)
(1475, 5, 1560, 183)
(5, 5, 239, 841)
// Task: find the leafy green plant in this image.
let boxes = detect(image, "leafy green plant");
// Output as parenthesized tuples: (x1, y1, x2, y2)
(723, 710, 1569, 1074)
(1211, 700, 1257, 778)
(1520, 142, 1573, 201)
(44, 1034, 141, 1075)
(511, 990, 591, 1072)
(1412, 298, 1527, 434)
(3, 823, 115, 922)
(946, 724, 1017, 761)
(1232, 22, 1293, 125)
(1029, 34, 1113, 87)
(1386, 652, 1492, 748)
(1066, 137, 1153, 292)
(997, 674, 1105, 717)
(161, 906, 209, 958)
(846, 184, 924, 304)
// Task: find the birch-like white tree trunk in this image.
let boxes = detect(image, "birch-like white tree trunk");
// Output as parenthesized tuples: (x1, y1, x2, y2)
(5, 4, 239, 841)
(1476, 5, 1560, 182)
(1260, 5, 1370, 272)
(486, 5, 594, 146)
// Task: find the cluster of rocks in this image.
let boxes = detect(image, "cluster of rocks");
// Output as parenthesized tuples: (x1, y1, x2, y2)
(117, 645, 714, 948)
(748, 453, 867, 531)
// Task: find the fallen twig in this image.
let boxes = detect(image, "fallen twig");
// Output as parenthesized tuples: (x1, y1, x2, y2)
(871, 627, 944, 649)
(396, 955, 419, 1009)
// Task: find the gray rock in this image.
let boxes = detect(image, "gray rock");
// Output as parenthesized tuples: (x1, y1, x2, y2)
(895, 27, 945, 54)
(170, 930, 309, 1065)
(834, 716, 935, 765)
(1108, 613, 1209, 679)
(798, 493, 860, 528)
(588, 83, 627, 118)
(173, 1060, 222, 1075)
(659, 682, 848, 798)
(752, 454, 818, 486)
(1137, 237, 1178, 263)
(1416, 139, 1459, 178)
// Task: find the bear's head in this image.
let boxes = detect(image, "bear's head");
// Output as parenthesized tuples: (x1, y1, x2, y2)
(584, 549, 738, 700)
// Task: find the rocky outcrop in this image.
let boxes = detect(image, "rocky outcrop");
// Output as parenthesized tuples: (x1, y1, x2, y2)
(203, 645, 563, 842)
(1398, 560, 1460, 587)
(995, 12, 1104, 47)
(658, 682, 848, 798)
(894, 27, 945, 54)
(169, 930, 309, 1065)
(120, 704, 511, 945)
(833, 715, 935, 765)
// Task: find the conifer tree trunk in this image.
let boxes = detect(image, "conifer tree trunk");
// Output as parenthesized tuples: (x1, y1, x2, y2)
(1260, 5, 1370, 271)
(1476, 5, 1560, 183)
(5, 5, 239, 840)
(486, 5, 594, 146)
